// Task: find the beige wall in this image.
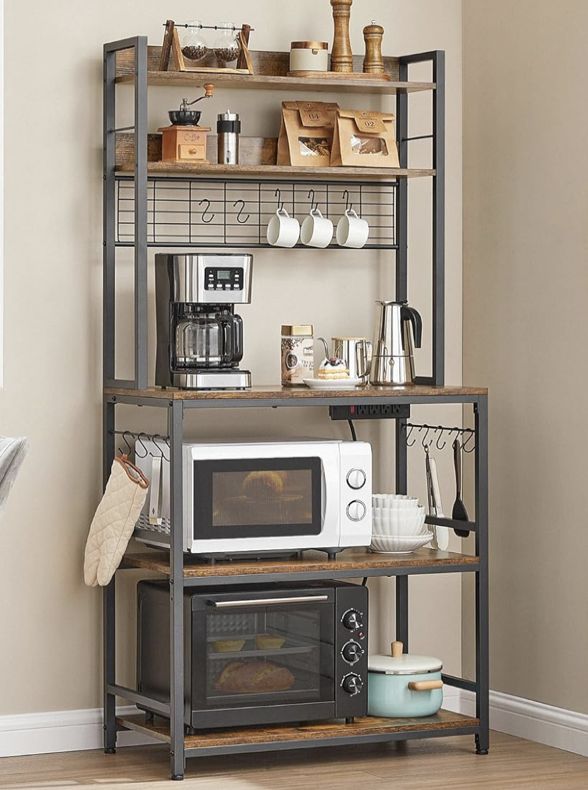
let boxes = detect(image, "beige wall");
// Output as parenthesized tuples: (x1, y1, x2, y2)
(0, 0, 462, 716)
(463, 0, 588, 712)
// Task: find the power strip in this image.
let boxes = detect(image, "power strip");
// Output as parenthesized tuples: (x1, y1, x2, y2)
(329, 404, 410, 421)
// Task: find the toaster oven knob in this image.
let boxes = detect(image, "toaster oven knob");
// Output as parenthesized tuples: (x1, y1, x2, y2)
(341, 639, 364, 665)
(346, 468, 367, 490)
(342, 608, 363, 631)
(346, 500, 367, 522)
(341, 672, 363, 696)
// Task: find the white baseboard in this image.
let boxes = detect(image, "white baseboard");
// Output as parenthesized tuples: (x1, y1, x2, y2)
(0, 705, 158, 758)
(443, 687, 588, 757)
(2, 691, 587, 759)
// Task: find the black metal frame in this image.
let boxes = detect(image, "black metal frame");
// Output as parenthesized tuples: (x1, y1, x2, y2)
(102, 40, 488, 781)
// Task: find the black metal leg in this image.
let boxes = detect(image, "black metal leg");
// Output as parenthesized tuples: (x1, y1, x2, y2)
(475, 397, 489, 754)
(395, 417, 409, 648)
(103, 399, 117, 753)
(169, 401, 185, 780)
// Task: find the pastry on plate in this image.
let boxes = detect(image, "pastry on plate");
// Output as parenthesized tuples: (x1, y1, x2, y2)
(317, 356, 349, 380)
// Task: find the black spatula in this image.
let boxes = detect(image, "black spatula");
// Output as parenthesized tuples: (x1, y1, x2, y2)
(452, 439, 470, 537)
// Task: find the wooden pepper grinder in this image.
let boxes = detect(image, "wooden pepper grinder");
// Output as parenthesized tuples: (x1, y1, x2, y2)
(330, 0, 353, 73)
(363, 21, 384, 73)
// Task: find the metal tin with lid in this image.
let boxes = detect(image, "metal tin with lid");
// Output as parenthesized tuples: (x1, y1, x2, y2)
(217, 110, 241, 165)
(281, 324, 314, 386)
(289, 41, 329, 73)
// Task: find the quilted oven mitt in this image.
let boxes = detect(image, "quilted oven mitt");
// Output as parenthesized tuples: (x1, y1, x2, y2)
(84, 455, 149, 587)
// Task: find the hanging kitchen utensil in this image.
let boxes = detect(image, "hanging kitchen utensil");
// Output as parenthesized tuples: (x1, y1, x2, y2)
(452, 438, 470, 537)
(424, 444, 449, 551)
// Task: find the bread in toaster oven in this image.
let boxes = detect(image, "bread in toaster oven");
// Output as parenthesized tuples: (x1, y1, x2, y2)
(214, 660, 295, 694)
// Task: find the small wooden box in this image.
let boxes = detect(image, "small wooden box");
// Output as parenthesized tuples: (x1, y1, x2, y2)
(158, 125, 211, 163)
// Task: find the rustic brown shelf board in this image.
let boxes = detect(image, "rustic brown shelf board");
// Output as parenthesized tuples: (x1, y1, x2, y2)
(115, 46, 435, 95)
(117, 71, 435, 95)
(117, 711, 479, 749)
(121, 548, 479, 579)
(104, 384, 487, 401)
(116, 162, 435, 179)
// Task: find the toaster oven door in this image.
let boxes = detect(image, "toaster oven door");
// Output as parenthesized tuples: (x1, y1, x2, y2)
(193, 457, 323, 540)
(190, 588, 336, 728)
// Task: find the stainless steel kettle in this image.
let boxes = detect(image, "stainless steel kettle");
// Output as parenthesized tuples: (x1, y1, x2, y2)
(369, 300, 423, 385)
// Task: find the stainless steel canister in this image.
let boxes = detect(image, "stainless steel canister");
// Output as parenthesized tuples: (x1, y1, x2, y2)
(217, 110, 241, 165)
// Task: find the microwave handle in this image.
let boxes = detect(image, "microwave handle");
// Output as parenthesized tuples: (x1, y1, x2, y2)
(209, 595, 330, 608)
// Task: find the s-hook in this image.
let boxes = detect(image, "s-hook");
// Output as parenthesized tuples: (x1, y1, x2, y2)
(342, 189, 353, 212)
(233, 199, 250, 224)
(307, 189, 319, 211)
(274, 188, 285, 211)
(198, 198, 215, 224)
(435, 426, 447, 451)
(405, 424, 417, 447)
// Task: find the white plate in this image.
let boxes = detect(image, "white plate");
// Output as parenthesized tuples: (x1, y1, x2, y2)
(370, 531, 434, 554)
(303, 377, 364, 390)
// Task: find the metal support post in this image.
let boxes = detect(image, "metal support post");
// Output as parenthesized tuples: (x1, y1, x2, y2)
(395, 417, 409, 648)
(432, 51, 445, 385)
(103, 36, 148, 389)
(103, 46, 116, 386)
(103, 399, 117, 752)
(169, 400, 185, 779)
(395, 67, 408, 302)
(134, 37, 149, 388)
(474, 397, 489, 754)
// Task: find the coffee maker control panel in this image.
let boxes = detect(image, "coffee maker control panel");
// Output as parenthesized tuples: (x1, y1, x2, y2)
(205, 267, 244, 292)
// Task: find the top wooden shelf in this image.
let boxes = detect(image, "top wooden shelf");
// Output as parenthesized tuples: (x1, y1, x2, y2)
(115, 47, 435, 96)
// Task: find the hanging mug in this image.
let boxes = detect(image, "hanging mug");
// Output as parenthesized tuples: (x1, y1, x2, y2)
(300, 208, 334, 248)
(336, 209, 370, 248)
(266, 207, 300, 248)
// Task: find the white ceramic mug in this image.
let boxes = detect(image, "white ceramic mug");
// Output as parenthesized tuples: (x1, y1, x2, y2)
(266, 208, 300, 247)
(336, 209, 369, 248)
(300, 208, 333, 248)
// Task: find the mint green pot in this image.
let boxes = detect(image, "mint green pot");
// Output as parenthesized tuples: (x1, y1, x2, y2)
(367, 668, 443, 717)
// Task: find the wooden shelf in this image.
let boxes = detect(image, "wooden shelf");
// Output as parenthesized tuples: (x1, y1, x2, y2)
(115, 47, 435, 96)
(116, 161, 434, 179)
(117, 711, 479, 753)
(121, 548, 479, 583)
(105, 383, 487, 403)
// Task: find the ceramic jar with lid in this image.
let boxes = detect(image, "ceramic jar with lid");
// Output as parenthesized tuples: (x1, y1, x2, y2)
(281, 325, 314, 386)
(289, 41, 329, 73)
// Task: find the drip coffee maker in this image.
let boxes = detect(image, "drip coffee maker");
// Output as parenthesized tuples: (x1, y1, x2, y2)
(155, 253, 252, 389)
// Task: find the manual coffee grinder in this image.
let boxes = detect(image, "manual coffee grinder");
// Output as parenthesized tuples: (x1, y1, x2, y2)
(155, 253, 253, 390)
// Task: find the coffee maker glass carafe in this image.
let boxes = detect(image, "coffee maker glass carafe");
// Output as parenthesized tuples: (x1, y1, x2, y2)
(175, 308, 243, 369)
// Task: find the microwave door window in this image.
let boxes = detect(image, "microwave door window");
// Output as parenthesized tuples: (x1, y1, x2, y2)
(194, 602, 334, 709)
(194, 458, 323, 538)
(214, 470, 312, 527)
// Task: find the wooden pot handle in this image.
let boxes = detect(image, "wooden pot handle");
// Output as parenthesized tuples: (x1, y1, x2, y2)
(408, 680, 444, 691)
(391, 641, 403, 657)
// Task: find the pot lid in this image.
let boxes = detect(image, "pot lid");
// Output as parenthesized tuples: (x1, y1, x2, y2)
(368, 653, 442, 675)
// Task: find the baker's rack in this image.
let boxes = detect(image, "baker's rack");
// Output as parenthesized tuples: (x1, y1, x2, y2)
(101, 36, 489, 781)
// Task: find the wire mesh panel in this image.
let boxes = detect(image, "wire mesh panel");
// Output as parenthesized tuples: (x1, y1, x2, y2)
(115, 177, 397, 249)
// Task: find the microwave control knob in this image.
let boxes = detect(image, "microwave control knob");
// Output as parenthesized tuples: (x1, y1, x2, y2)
(341, 608, 363, 631)
(341, 672, 363, 696)
(346, 500, 366, 522)
(341, 639, 364, 665)
(346, 468, 367, 490)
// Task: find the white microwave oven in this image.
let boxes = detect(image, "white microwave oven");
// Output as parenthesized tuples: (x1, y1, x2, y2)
(133, 440, 372, 557)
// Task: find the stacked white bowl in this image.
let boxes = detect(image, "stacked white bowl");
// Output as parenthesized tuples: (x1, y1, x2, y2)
(371, 494, 433, 554)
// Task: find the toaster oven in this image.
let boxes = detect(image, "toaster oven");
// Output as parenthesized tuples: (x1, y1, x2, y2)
(137, 580, 368, 729)
(134, 440, 372, 557)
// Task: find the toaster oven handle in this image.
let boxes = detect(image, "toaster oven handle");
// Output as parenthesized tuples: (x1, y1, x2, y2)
(208, 595, 330, 608)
